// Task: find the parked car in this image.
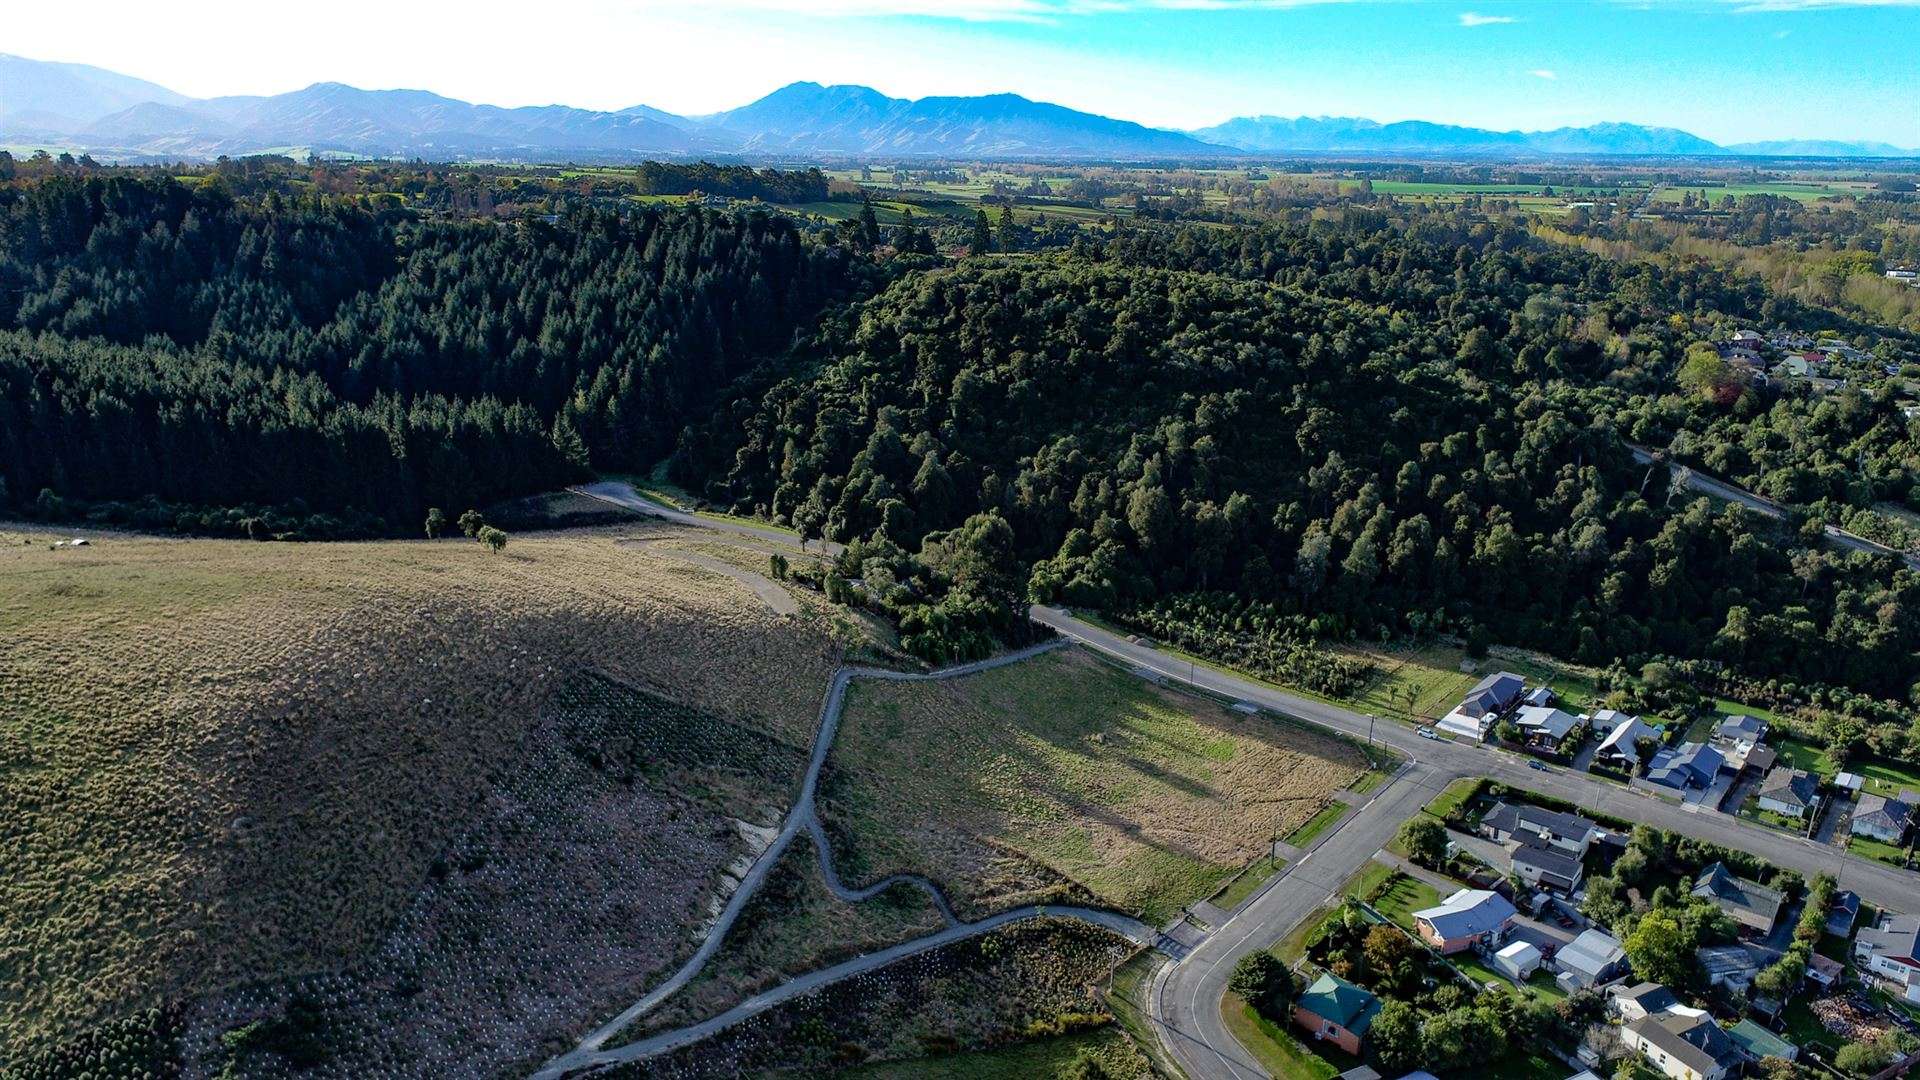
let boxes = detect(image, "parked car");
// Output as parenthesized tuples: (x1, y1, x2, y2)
(1528, 760, 1550, 772)
(1417, 727, 1439, 740)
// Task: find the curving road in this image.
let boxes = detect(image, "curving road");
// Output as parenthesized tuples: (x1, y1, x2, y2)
(531, 637, 1165, 1079)
(1629, 445, 1919, 568)
(1031, 604, 1919, 1080)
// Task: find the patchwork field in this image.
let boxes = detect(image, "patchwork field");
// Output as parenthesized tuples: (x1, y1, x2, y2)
(817, 647, 1367, 924)
(0, 523, 853, 1067)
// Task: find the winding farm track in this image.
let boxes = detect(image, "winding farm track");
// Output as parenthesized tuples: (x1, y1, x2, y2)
(531, 620, 1158, 1079)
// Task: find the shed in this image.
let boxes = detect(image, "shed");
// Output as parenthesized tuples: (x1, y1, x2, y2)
(1494, 940, 1542, 982)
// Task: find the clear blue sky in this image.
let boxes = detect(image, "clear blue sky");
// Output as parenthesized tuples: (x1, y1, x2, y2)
(12, 0, 1920, 145)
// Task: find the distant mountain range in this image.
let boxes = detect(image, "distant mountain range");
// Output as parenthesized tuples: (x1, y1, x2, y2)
(2, 54, 1914, 162)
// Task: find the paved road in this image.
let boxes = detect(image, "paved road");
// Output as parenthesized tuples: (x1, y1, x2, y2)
(1628, 446, 1918, 567)
(1031, 605, 1920, 1080)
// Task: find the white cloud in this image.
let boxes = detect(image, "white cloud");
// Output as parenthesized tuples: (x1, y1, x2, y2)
(1528, 68, 1557, 79)
(1458, 11, 1518, 25)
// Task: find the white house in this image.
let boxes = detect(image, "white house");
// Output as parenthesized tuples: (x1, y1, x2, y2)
(1621, 1011, 1741, 1080)
(1851, 793, 1914, 844)
(1755, 767, 1818, 819)
(1592, 710, 1662, 771)
(1856, 914, 1920, 1003)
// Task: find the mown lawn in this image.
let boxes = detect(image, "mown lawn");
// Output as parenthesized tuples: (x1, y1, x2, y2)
(1368, 873, 1442, 932)
(1285, 801, 1352, 849)
(1213, 855, 1287, 910)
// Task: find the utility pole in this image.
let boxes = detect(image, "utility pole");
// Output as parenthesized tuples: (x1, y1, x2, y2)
(1367, 714, 1376, 746)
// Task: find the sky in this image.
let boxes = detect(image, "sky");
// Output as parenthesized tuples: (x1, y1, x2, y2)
(8, 0, 1920, 144)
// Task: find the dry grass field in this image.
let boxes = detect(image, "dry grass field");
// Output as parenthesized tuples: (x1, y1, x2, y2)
(817, 648, 1367, 924)
(0, 523, 854, 1065)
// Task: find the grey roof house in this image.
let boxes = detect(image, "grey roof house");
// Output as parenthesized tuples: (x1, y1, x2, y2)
(1480, 801, 1598, 855)
(1646, 742, 1724, 792)
(1460, 671, 1526, 719)
(1513, 837, 1584, 892)
(1851, 793, 1913, 843)
(1692, 862, 1784, 934)
(1755, 767, 1817, 819)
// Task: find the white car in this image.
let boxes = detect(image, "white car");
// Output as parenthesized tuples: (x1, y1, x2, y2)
(1416, 726, 1439, 740)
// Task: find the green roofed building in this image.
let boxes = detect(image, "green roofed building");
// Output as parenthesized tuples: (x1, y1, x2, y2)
(1727, 1019, 1798, 1063)
(1293, 970, 1382, 1056)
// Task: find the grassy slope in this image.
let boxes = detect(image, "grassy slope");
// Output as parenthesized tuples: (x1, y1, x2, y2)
(819, 647, 1366, 924)
(0, 523, 848, 1058)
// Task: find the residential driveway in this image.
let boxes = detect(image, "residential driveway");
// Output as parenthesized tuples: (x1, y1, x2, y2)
(1815, 795, 1854, 845)
(1446, 828, 1513, 874)
(1569, 737, 1601, 774)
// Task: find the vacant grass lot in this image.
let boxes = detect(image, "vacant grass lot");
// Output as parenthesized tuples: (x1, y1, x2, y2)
(819, 648, 1366, 924)
(0, 523, 847, 1059)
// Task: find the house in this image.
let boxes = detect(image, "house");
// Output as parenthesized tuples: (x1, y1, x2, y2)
(1412, 888, 1517, 954)
(1726, 1019, 1798, 1064)
(1622, 1011, 1742, 1080)
(1611, 982, 1681, 1022)
(1850, 793, 1913, 843)
(1755, 767, 1817, 819)
(1514, 706, 1582, 753)
(1524, 686, 1554, 708)
(1691, 863, 1784, 935)
(1711, 714, 1770, 772)
(1494, 940, 1543, 982)
(1646, 743, 1725, 792)
(1441, 671, 1527, 741)
(1593, 711, 1663, 771)
(1460, 671, 1526, 718)
(1557, 928, 1628, 990)
(1294, 971, 1382, 1055)
(1480, 801, 1598, 856)
(1855, 914, 1920, 1003)
(1696, 944, 1761, 992)
(1514, 837, 1585, 892)
(1730, 329, 1764, 346)
(1774, 355, 1814, 379)
(1826, 890, 1861, 937)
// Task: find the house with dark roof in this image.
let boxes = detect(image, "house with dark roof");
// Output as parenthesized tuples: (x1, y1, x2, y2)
(1755, 767, 1818, 819)
(1460, 671, 1526, 718)
(1513, 837, 1584, 893)
(1480, 801, 1598, 856)
(1712, 714, 1772, 773)
(1691, 863, 1784, 935)
(1610, 981, 1681, 1022)
(1293, 971, 1382, 1056)
(1622, 1011, 1742, 1080)
(1412, 888, 1516, 954)
(1826, 890, 1861, 937)
(1646, 743, 1725, 792)
(1850, 793, 1913, 844)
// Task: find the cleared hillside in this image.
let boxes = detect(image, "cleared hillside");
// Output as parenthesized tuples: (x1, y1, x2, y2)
(0, 523, 854, 1068)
